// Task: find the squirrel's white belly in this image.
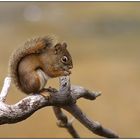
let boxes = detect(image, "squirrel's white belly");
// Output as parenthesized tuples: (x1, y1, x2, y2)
(36, 69, 50, 90)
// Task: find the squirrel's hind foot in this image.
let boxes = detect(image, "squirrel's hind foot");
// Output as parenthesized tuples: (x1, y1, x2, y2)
(40, 87, 57, 99)
(40, 88, 51, 100)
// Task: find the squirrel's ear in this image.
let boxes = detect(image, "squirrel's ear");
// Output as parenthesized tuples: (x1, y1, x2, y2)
(54, 43, 62, 54)
(62, 42, 67, 48)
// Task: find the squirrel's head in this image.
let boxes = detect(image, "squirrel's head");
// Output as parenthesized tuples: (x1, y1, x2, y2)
(41, 42, 73, 78)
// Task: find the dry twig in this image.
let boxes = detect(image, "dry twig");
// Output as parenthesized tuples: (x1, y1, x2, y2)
(0, 76, 119, 138)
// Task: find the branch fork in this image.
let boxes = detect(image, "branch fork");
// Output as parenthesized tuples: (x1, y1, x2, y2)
(0, 76, 119, 138)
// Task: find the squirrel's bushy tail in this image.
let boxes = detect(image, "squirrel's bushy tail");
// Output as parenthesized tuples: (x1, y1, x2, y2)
(8, 36, 55, 93)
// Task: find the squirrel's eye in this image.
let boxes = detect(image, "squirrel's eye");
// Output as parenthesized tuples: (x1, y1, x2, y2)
(61, 56, 68, 63)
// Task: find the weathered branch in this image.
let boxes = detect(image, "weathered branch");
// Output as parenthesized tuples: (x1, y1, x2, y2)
(0, 76, 119, 138)
(53, 106, 80, 138)
(0, 77, 11, 102)
(71, 85, 101, 100)
(63, 104, 119, 138)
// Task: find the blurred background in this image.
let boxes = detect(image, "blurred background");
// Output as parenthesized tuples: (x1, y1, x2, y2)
(0, 1, 140, 138)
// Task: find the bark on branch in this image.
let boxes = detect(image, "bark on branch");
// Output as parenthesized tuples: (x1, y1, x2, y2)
(0, 76, 119, 138)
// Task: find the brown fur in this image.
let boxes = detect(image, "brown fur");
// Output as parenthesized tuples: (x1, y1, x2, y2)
(9, 36, 73, 94)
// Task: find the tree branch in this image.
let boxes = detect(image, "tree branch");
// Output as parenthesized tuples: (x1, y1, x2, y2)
(53, 106, 80, 138)
(0, 77, 11, 102)
(0, 76, 119, 138)
(0, 92, 51, 124)
(71, 85, 101, 100)
(63, 104, 119, 138)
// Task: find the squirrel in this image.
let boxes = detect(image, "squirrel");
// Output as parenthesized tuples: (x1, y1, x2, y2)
(8, 36, 73, 94)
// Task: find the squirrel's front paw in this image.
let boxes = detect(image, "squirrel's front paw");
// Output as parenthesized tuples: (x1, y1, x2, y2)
(63, 70, 71, 76)
(47, 86, 58, 93)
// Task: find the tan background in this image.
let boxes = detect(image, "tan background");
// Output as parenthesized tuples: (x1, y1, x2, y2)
(0, 2, 140, 138)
